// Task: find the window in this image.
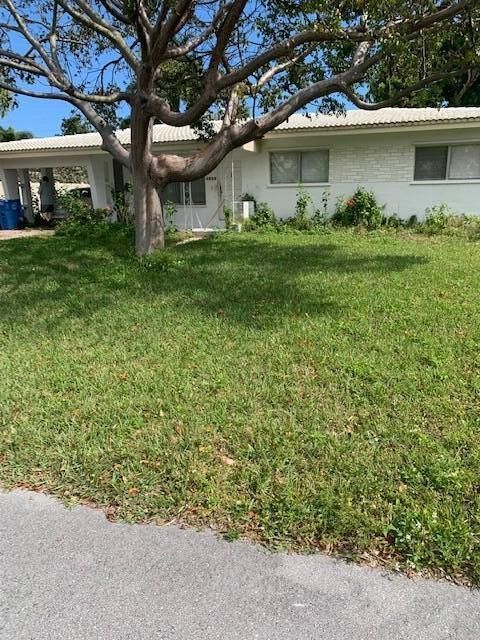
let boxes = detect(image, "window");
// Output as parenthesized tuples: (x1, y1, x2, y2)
(449, 145, 480, 179)
(162, 178, 206, 205)
(162, 182, 181, 204)
(414, 144, 480, 181)
(190, 178, 206, 205)
(414, 146, 448, 181)
(270, 150, 329, 184)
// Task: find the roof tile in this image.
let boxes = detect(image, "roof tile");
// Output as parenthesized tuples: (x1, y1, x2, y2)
(0, 108, 479, 153)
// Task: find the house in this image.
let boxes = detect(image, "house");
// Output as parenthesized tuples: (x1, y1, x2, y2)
(0, 107, 480, 228)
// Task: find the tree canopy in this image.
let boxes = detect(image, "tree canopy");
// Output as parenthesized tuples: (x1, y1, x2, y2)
(368, 29, 480, 107)
(0, 1, 477, 253)
(0, 125, 33, 141)
(60, 111, 94, 135)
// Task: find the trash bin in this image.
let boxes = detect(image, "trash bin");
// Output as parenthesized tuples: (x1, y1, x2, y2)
(1, 199, 21, 230)
(0, 200, 6, 229)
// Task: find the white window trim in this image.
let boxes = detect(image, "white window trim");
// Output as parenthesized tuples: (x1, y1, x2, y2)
(174, 204, 209, 208)
(267, 183, 331, 189)
(410, 179, 480, 185)
(269, 148, 330, 186)
(413, 142, 480, 182)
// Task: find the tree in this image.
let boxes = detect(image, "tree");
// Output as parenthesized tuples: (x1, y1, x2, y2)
(0, 125, 33, 141)
(0, 88, 11, 114)
(368, 30, 480, 107)
(59, 57, 212, 135)
(60, 111, 94, 135)
(0, 2, 477, 255)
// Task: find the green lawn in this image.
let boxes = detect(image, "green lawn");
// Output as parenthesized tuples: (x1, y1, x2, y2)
(1, 227, 479, 583)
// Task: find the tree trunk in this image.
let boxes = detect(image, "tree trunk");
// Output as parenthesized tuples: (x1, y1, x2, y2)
(130, 103, 165, 256)
(133, 168, 165, 256)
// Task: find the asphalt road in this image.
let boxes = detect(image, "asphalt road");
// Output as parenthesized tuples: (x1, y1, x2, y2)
(1, 489, 479, 639)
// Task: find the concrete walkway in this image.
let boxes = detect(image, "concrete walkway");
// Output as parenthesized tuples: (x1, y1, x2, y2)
(0, 229, 54, 240)
(0, 490, 479, 640)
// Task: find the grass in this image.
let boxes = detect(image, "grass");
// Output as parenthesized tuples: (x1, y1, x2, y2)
(1, 226, 480, 584)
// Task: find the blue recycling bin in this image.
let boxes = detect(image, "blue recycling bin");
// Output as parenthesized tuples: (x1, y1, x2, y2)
(0, 199, 21, 230)
(0, 200, 5, 229)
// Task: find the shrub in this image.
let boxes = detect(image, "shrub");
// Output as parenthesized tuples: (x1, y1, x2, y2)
(164, 200, 178, 228)
(288, 187, 314, 230)
(57, 190, 107, 224)
(249, 201, 277, 229)
(241, 192, 257, 211)
(282, 187, 331, 231)
(313, 189, 330, 225)
(223, 205, 233, 230)
(382, 213, 403, 229)
(407, 215, 418, 228)
(417, 204, 480, 239)
(419, 203, 455, 235)
(56, 191, 108, 236)
(333, 187, 383, 229)
(111, 184, 134, 225)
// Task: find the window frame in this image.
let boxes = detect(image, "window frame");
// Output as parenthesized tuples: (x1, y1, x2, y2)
(413, 142, 480, 183)
(269, 148, 330, 186)
(161, 177, 207, 206)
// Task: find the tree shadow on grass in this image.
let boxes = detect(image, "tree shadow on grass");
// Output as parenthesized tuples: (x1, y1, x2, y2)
(0, 230, 429, 331)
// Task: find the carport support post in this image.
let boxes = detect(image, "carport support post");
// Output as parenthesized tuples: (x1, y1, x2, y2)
(19, 169, 34, 223)
(0, 168, 20, 200)
(86, 157, 111, 210)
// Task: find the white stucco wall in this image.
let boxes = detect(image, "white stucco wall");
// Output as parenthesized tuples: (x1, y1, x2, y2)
(2, 123, 480, 227)
(240, 126, 480, 220)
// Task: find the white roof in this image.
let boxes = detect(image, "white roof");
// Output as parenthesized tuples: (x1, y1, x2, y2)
(1, 108, 479, 153)
(277, 107, 480, 130)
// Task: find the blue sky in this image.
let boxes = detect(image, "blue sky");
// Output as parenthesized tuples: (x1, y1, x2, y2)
(1, 95, 72, 137)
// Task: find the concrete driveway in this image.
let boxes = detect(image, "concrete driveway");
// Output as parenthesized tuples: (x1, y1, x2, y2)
(0, 489, 479, 640)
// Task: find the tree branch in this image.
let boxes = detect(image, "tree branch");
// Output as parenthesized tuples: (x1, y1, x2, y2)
(162, 3, 231, 60)
(151, 0, 195, 65)
(0, 49, 50, 76)
(2, 0, 63, 84)
(70, 98, 131, 168)
(150, 52, 381, 182)
(56, 0, 139, 70)
(97, 0, 132, 25)
(337, 70, 465, 109)
(253, 45, 317, 91)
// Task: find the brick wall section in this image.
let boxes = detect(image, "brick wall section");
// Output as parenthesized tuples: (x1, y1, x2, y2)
(330, 142, 414, 183)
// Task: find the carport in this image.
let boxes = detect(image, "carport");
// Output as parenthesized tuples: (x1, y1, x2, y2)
(0, 131, 124, 222)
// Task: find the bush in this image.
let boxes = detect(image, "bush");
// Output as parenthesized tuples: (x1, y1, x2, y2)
(419, 203, 455, 235)
(333, 187, 383, 229)
(56, 191, 108, 236)
(57, 190, 107, 224)
(288, 188, 314, 230)
(381, 213, 404, 229)
(407, 215, 418, 228)
(164, 200, 178, 228)
(248, 201, 277, 229)
(111, 185, 134, 225)
(417, 204, 480, 239)
(241, 192, 257, 211)
(281, 188, 330, 231)
(223, 205, 233, 229)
